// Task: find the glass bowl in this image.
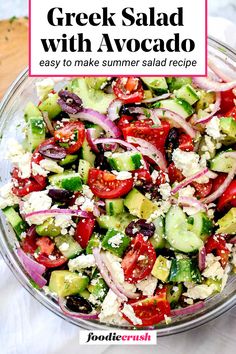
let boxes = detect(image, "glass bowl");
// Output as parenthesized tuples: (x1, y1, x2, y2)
(0, 36, 236, 336)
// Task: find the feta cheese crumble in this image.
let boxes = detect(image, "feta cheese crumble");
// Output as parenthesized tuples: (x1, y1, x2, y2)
(107, 233, 124, 248)
(68, 254, 95, 271)
(136, 275, 158, 296)
(205, 116, 221, 140)
(23, 191, 52, 224)
(0, 182, 20, 209)
(35, 78, 54, 101)
(159, 183, 171, 200)
(7, 139, 32, 179)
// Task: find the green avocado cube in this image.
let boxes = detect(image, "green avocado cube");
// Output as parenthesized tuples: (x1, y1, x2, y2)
(101, 229, 131, 257)
(217, 208, 236, 235)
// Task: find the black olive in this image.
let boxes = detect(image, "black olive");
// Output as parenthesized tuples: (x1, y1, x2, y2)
(125, 219, 155, 237)
(39, 144, 67, 160)
(165, 128, 179, 163)
(48, 189, 73, 203)
(94, 153, 110, 170)
(58, 90, 83, 114)
(66, 295, 93, 314)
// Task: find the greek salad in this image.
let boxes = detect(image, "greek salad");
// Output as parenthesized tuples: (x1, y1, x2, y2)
(1, 72, 236, 328)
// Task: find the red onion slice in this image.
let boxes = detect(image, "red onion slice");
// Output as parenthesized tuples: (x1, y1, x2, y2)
(42, 112, 54, 136)
(101, 252, 139, 299)
(193, 77, 236, 92)
(201, 163, 236, 204)
(171, 302, 205, 317)
(25, 208, 92, 221)
(208, 60, 233, 83)
(70, 109, 122, 138)
(195, 93, 221, 124)
(107, 99, 123, 121)
(229, 236, 236, 244)
(128, 107, 161, 126)
(58, 298, 99, 319)
(92, 247, 127, 301)
(198, 246, 206, 271)
(141, 93, 171, 103)
(171, 168, 209, 195)
(17, 248, 47, 288)
(178, 197, 207, 212)
(94, 138, 138, 151)
(127, 136, 167, 171)
(86, 128, 100, 153)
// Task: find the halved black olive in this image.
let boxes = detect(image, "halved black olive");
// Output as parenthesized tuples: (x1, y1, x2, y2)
(66, 295, 93, 314)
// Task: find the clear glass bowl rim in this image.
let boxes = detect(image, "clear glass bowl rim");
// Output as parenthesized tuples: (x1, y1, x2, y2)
(0, 36, 236, 336)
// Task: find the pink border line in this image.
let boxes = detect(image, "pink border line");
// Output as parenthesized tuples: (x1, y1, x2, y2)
(28, 0, 208, 77)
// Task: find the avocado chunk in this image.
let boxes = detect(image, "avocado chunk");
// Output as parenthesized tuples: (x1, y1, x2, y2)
(49, 270, 89, 297)
(151, 255, 171, 282)
(124, 188, 158, 219)
(220, 117, 236, 145)
(217, 208, 236, 234)
(36, 218, 61, 237)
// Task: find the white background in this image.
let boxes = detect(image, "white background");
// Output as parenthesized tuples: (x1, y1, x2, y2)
(30, 0, 206, 76)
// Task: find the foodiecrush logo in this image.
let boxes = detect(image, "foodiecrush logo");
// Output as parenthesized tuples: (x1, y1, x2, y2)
(29, 0, 207, 76)
(79, 330, 157, 345)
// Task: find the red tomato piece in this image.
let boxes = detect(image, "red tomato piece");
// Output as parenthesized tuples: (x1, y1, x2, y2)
(117, 115, 133, 131)
(36, 251, 67, 268)
(217, 179, 236, 212)
(131, 169, 152, 183)
(54, 121, 85, 154)
(225, 106, 236, 120)
(122, 119, 170, 153)
(11, 168, 45, 197)
(211, 173, 227, 194)
(191, 180, 213, 199)
(74, 218, 95, 249)
(36, 237, 55, 256)
(205, 234, 230, 268)
(219, 90, 235, 115)
(122, 295, 171, 327)
(21, 226, 38, 254)
(113, 77, 144, 104)
(88, 169, 133, 199)
(178, 134, 194, 152)
(167, 162, 184, 184)
(121, 234, 156, 283)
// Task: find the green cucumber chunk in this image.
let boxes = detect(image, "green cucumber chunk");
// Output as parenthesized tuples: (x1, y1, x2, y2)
(80, 138, 96, 166)
(59, 155, 78, 166)
(38, 93, 61, 119)
(167, 77, 192, 92)
(54, 234, 82, 259)
(101, 229, 131, 257)
(108, 151, 142, 171)
(27, 117, 46, 151)
(3, 207, 27, 240)
(96, 212, 135, 231)
(159, 98, 194, 119)
(166, 284, 183, 308)
(149, 216, 165, 249)
(165, 206, 203, 253)
(169, 258, 202, 283)
(49, 270, 89, 297)
(36, 218, 61, 237)
(141, 77, 168, 95)
(49, 171, 82, 191)
(78, 159, 91, 184)
(24, 102, 42, 122)
(88, 276, 109, 301)
(86, 233, 101, 254)
(174, 84, 199, 105)
(187, 212, 213, 241)
(105, 198, 124, 216)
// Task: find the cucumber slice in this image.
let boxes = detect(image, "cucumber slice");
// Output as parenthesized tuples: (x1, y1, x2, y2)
(174, 84, 199, 105)
(88, 276, 109, 301)
(101, 229, 131, 257)
(24, 102, 42, 122)
(167, 77, 192, 92)
(36, 218, 61, 237)
(96, 212, 135, 231)
(54, 235, 82, 259)
(80, 138, 96, 166)
(78, 159, 91, 184)
(159, 98, 194, 119)
(107, 151, 142, 171)
(86, 233, 101, 254)
(169, 258, 201, 283)
(3, 207, 27, 240)
(141, 77, 168, 95)
(49, 270, 89, 297)
(165, 206, 203, 253)
(38, 93, 61, 119)
(59, 155, 78, 166)
(210, 150, 236, 173)
(105, 198, 124, 216)
(49, 171, 83, 191)
(69, 78, 115, 114)
(167, 284, 183, 308)
(149, 216, 165, 249)
(27, 117, 46, 151)
(187, 212, 213, 241)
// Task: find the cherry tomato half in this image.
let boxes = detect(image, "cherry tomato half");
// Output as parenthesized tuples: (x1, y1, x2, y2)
(36, 252, 67, 268)
(178, 134, 194, 152)
(217, 179, 236, 212)
(11, 168, 45, 197)
(113, 77, 144, 104)
(121, 234, 156, 283)
(36, 237, 55, 256)
(205, 234, 230, 268)
(191, 180, 213, 199)
(74, 218, 95, 249)
(54, 121, 85, 154)
(219, 90, 235, 115)
(167, 162, 184, 184)
(88, 169, 133, 199)
(122, 294, 170, 327)
(131, 169, 152, 183)
(225, 106, 236, 120)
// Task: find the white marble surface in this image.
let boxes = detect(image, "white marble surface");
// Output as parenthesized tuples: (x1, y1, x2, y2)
(1, 1, 236, 354)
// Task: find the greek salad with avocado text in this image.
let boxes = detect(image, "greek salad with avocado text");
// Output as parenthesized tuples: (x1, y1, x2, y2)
(1, 72, 236, 327)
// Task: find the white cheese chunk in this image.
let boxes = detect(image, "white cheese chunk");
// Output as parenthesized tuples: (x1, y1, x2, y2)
(68, 254, 95, 271)
(0, 182, 20, 209)
(136, 275, 158, 296)
(35, 78, 54, 101)
(40, 159, 64, 174)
